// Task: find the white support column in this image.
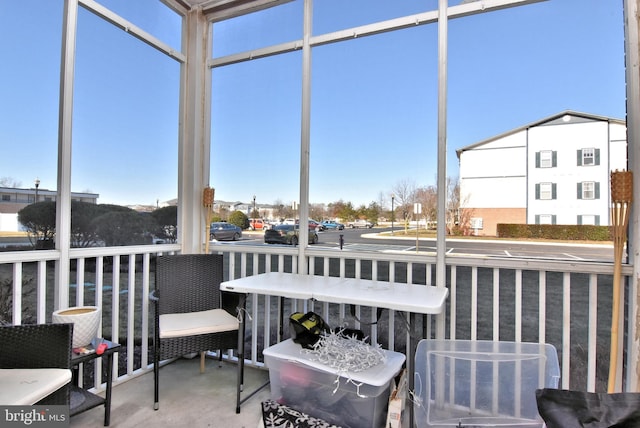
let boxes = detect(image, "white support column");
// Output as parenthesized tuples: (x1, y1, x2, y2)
(178, 8, 212, 254)
(55, 0, 79, 310)
(297, 0, 312, 274)
(435, 0, 449, 339)
(623, 0, 640, 392)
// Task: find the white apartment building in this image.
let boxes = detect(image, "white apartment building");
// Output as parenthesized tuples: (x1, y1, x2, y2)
(457, 111, 627, 236)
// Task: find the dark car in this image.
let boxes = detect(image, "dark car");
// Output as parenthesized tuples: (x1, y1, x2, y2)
(321, 220, 344, 230)
(210, 222, 242, 241)
(264, 224, 318, 245)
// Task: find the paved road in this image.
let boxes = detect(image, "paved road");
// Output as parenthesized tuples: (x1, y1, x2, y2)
(2, 228, 614, 262)
(241, 227, 614, 262)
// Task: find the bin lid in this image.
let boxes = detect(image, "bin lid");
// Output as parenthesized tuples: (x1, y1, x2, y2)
(264, 339, 405, 387)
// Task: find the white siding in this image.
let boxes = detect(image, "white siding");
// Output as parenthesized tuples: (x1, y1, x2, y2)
(458, 113, 627, 228)
(461, 176, 526, 208)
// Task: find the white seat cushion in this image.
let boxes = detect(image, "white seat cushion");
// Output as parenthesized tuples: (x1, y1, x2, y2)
(159, 309, 239, 339)
(0, 368, 72, 405)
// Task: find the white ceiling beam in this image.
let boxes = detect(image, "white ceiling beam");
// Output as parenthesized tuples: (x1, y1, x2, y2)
(79, 0, 186, 62)
(201, 0, 294, 22)
(209, 0, 547, 68)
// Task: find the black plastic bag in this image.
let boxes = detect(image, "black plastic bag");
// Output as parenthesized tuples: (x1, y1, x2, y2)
(289, 311, 330, 349)
(536, 388, 640, 428)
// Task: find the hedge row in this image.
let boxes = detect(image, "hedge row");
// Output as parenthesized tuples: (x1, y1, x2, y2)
(496, 224, 613, 241)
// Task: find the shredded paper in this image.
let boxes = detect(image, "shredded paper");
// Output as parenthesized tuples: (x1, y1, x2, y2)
(300, 330, 387, 397)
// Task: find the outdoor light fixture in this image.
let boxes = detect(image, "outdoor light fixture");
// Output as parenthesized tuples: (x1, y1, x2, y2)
(34, 178, 40, 203)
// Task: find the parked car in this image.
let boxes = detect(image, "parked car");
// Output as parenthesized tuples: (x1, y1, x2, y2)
(249, 218, 267, 230)
(210, 222, 242, 241)
(321, 220, 344, 230)
(308, 219, 325, 231)
(347, 219, 374, 229)
(264, 224, 318, 245)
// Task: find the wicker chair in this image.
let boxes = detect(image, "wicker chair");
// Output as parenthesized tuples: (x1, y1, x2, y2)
(0, 323, 73, 405)
(151, 254, 242, 411)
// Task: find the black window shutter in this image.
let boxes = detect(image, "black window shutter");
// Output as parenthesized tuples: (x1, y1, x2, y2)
(535, 214, 540, 224)
(535, 183, 540, 199)
(577, 149, 582, 166)
(552, 151, 557, 167)
(552, 215, 557, 225)
(536, 152, 540, 168)
(595, 215, 600, 226)
(577, 182, 583, 199)
(577, 215, 583, 225)
(595, 182, 600, 199)
(552, 183, 557, 199)
(595, 149, 600, 165)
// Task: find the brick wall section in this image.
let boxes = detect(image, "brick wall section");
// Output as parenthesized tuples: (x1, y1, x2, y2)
(462, 207, 526, 236)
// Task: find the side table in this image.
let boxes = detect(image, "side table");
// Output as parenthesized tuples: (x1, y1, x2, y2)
(70, 339, 120, 426)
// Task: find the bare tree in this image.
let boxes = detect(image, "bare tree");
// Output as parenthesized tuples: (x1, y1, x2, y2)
(0, 177, 22, 188)
(309, 203, 326, 220)
(391, 179, 417, 231)
(446, 176, 473, 234)
(415, 185, 438, 228)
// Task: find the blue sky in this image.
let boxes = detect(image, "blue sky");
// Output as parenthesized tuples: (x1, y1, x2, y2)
(0, 0, 626, 208)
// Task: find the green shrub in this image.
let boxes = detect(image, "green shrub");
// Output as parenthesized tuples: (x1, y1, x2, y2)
(496, 224, 612, 241)
(228, 210, 249, 229)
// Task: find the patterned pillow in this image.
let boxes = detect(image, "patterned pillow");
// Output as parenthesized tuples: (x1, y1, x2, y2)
(261, 400, 343, 428)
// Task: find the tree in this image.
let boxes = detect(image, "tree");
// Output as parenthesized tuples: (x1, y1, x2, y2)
(150, 205, 178, 242)
(391, 179, 417, 231)
(330, 200, 356, 222)
(228, 210, 249, 229)
(362, 201, 381, 224)
(309, 203, 326, 220)
(271, 199, 286, 221)
(18, 201, 56, 248)
(93, 210, 155, 246)
(447, 177, 473, 235)
(415, 185, 438, 228)
(0, 177, 21, 188)
(70, 200, 103, 247)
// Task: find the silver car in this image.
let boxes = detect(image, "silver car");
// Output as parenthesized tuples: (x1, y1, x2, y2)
(210, 222, 242, 241)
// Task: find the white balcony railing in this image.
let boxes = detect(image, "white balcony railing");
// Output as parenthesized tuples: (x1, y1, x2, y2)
(0, 242, 632, 395)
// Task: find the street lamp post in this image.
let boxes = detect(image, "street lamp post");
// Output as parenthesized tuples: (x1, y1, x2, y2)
(252, 195, 257, 230)
(391, 194, 395, 235)
(34, 178, 40, 203)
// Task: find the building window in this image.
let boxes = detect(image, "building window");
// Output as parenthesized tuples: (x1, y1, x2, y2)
(577, 148, 600, 166)
(1, 195, 10, 201)
(578, 215, 600, 225)
(536, 150, 556, 168)
(536, 182, 556, 200)
(536, 214, 556, 225)
(577, 181, 600, 200)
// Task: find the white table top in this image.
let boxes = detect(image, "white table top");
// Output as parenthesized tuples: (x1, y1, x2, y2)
(221, 272, 448, 314)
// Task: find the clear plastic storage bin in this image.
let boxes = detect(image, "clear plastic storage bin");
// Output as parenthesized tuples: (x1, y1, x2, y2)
(263, 339, 405, 428)
(414, 340, 560, 427)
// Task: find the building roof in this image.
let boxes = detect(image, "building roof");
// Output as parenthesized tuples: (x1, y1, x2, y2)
(0, 186, 99, 199)
(455, 110, 626, 159)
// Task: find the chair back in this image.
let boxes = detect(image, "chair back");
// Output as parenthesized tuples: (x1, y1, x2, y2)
(155, 254, 224, 315)
(0, 323, 73, 369)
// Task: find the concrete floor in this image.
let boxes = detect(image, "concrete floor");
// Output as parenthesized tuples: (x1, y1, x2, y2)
(69, 357, 271, 428)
